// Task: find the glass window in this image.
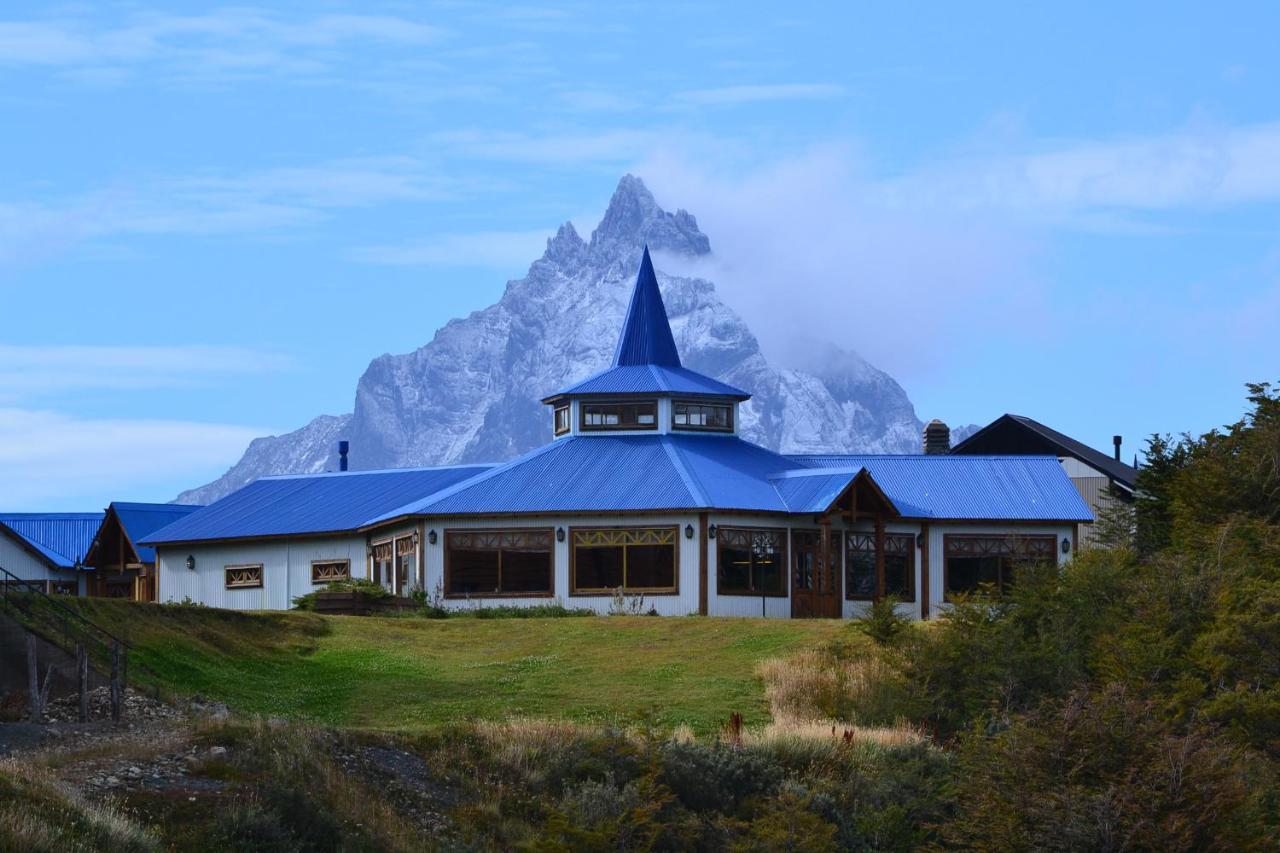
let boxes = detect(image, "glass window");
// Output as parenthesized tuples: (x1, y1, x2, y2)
(944, 535, 1056, 597)
(846, 533, 915, 601)
(371, 542, 393, 589)
(395, 536, 416, 594)
(716, 527, 786, 595)
(673, 401, 733, 431)
(446, 530, 554, 597)
(580, 401, 657, 430)
(571, 527, 677, 593)
(554, 406, 571, 435)
(225, 564, 263, 589)
(311, 560, 351, 584)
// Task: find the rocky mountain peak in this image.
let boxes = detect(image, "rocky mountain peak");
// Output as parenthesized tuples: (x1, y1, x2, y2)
(177, 175, 929, 505)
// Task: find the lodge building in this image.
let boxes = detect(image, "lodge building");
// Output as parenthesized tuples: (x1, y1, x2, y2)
(137, 248, 1092, 619)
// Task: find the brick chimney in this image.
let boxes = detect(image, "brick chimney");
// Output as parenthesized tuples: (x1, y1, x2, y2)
(923, 419, 951, 455)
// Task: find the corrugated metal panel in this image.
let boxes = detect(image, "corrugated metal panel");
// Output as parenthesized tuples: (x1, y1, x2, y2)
(140, 465, 493, 545)
(788, 454, 1094, 521)
(551, 364, 749, 400)
(770, 471, 860, 514)
(0, 513, 104, 568)
(112, 502, 204, 563)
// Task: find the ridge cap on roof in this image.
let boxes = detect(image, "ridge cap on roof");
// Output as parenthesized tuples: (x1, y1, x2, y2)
(260, 462, 497, 481)
(661, 438, 710, 507)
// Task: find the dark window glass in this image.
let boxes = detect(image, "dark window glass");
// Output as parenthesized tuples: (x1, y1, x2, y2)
(575, 546, 624, 589)
(448, 549, 500, 594)
(846, 533, 915, 601)
(944, 535, 1055, 597)
(673, 401, 733, 431)
(502, 549, 552, 592)
(580, 401, 657, 430)
(445, 530, 554, 596)
(717, 528, 786, 595)
(571, 528, 677, 592)
(626, 545, 675, 589)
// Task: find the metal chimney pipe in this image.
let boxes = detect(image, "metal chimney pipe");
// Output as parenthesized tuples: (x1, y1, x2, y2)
(338, 440, 349, 472)
(1112, 435, 1121, 462)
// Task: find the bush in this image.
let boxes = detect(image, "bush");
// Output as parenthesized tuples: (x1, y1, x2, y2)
(292, 578, 392, 610)
(659, 741, 783, 814)
(855, 597, 910, 646)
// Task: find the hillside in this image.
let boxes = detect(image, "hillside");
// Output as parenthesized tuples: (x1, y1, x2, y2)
(66, 600, 843, 735)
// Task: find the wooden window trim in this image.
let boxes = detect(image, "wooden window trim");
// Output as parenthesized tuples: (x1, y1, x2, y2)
(553, 405, 571, 436)
(579, 400, 659, 432)
(311, 559, 351, 584)
(369, 537, 394, 585)
(569, 525, 680, 596)
(942, 533, 1056, 600)
(443, 528, 555, 599)
(715, 526, 788, 597)
(224, 564, 263, 589)
(845, 532, 916, 602)
(671, 399, 734, 433)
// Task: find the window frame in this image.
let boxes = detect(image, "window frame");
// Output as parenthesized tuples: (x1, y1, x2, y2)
(672, 399, 734, 433)
(569, 526, 679, 596)
(443, 528, 556, 599)
(224, 564, 264, 590)
(715, 526, 788, 597)
(942, 534, 1057, 599)
(311, 559, 351, 585)
(844, 532, 916, 602)
(369, 539, 394, 586)
(579, 399, 659, 432)
(553, 405, 571, 436)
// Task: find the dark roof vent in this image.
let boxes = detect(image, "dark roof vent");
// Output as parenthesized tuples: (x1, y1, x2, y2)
(1112, 435, 1122, 461)
(338, 440, 349, 472)
(923, 419, 951, 455)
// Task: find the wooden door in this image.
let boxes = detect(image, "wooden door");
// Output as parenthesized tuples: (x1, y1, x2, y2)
(791, 530, 840, 618)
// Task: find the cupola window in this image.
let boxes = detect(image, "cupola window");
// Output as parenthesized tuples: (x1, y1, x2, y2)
(672, 400, 732, 432)
(580, 401, 657, 431)
(553, 405, 571, 436)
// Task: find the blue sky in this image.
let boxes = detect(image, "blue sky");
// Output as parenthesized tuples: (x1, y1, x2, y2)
(1, 2, 1277, 509)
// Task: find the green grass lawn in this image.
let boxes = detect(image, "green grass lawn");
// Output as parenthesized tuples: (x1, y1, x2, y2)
(67, 600, 849, 735)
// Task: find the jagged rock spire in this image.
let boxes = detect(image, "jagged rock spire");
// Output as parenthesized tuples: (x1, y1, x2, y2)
(612, 246, 681, 368)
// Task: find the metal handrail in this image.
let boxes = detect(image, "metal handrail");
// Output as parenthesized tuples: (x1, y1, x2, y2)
(0, 563, 130, 650)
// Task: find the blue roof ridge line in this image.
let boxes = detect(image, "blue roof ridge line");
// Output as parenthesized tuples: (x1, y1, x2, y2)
(661, 438, 710, 508)
(261, 462, 496, 481)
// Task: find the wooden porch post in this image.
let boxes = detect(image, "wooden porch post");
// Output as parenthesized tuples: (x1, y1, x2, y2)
(919, 522, 930, 621)
(874, 514, 886, 602)
(820, 516, 833, 617)
(698, 513, 709, 616)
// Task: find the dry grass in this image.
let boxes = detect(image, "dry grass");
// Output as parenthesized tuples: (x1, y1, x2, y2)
(740, 717, 921, 750)
(0, 757, 157, 852)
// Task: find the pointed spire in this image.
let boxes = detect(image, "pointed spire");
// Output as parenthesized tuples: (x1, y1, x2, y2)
(612, 246, 681, 368)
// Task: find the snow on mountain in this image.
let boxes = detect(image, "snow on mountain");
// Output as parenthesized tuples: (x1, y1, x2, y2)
(179, 175, 931, 504)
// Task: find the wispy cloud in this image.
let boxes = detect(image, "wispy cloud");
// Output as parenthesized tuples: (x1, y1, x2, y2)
(349, 229, 555, 268)
(0, 10, 447, 82)
(675, 83, 845, 106)
(878, 121, 1280, 216)
(0, 344, 294, 400)
(0, 407, 271, 507)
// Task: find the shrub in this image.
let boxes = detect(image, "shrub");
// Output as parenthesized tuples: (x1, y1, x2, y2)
(855, 597, 910, 646)
(292, 578, 392, 610)
(659, 740, 783, 814)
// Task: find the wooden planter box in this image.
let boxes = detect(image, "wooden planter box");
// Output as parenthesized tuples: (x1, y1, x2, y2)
(312, 591, 420, 617)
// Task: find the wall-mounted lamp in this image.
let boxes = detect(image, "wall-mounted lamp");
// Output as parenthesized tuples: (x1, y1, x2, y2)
(556, 527, 566, 543)
(413, 530, 420, 546)
(1061, 537, 1071, 554)
(684, 524, 694, 539)
(708, 524, 717, 540)
(427, 529, 438, 546)
(185, 554, 196, 571)
(915, 533, 925, 549)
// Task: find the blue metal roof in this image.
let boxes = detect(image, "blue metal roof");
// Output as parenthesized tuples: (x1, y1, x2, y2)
(110, 502, 204, 563)
(615, 246, 681, 368)
(545, 247, 749, 402)
(0, 513, 104, 569)
(139, 465, 493, 545)
(550, 364, 749, 400)
(787, 454, 1094, 521)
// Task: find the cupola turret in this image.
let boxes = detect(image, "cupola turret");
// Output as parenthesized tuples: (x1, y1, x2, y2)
(542, 246, 749, 439)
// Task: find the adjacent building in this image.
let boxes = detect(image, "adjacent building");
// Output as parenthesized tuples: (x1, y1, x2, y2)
(951, 414, 1138, 546)
(83, 502, 203, 601)
(0, 513, 103, 595)
(142, 249, 1093, 619)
